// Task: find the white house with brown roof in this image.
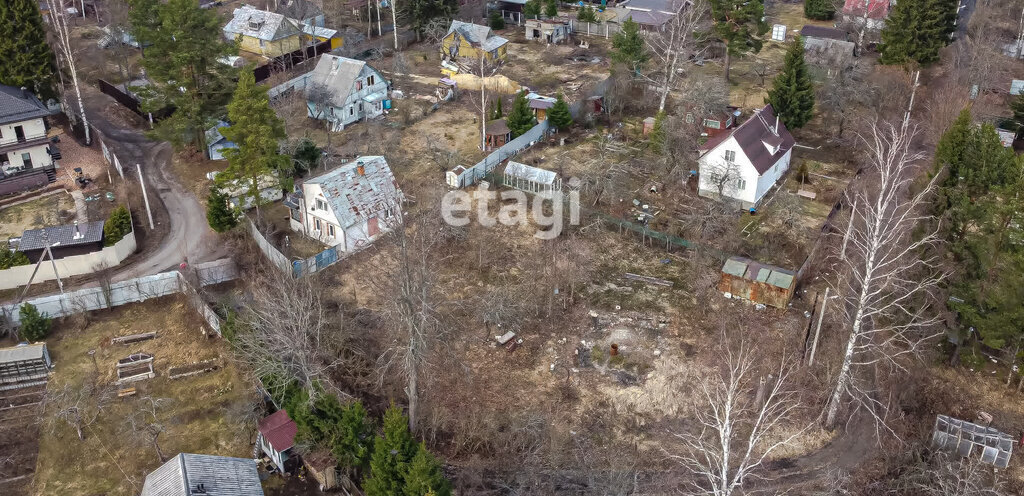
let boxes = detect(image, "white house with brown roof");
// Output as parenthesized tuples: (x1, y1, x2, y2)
(286, 156, 402, 250)
(0, 84, 56, 175)
(306, 55, 388, 131)
(697, 104, 794, 209)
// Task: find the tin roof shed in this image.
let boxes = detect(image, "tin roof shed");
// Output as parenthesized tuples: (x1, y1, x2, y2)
(718, 256, 796, 308)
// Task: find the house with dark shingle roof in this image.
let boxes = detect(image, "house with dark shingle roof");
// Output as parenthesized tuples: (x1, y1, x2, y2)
(17, 220, 106, 263)
(257, 409, 298, 473)
(287, 156, 403, 250)
(697, 104, 795, 209)
(140, 453, 264, 496)
(0, 84, 57, 175)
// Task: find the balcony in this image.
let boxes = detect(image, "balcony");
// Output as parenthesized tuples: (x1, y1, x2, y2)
(0, 133, 49, 154)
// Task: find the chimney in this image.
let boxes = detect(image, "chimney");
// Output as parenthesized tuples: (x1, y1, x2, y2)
(20, 86, 29, 98)
(73, 221, 83, 240)
(356, 165, 365, 176)
(774, 115, 779, 135)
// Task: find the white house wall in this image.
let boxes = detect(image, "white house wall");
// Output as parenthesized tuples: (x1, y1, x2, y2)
(698, 137, 758, 205)
(753, 148, 792, 205)
(308, 66, 388, 131)
(0, 117, 52, 170)
(299, 182, 347, 247)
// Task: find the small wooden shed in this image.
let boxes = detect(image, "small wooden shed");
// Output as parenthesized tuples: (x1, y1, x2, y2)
(718, 256, 796, 309)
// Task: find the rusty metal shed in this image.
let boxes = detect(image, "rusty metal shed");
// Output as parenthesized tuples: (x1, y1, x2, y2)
(718, 256, 796, 309)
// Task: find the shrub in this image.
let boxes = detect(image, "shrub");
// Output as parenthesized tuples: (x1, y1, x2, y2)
(103, 205, 132, 246)
(0, 249, 29, 269)
(19, 303, 51, 342)
(488, 10, 506, 30)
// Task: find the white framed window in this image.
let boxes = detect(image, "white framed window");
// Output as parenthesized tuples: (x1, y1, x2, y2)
(358, 102, 363, 112)
(383, 207, 393, 219)
(704, 119, 720, 128)
(735, 178, 746, 190)
(314, 218, 322, 230)
(328, 224, 335, 237)
(315, 198, 327, 211)
(356, 80, 363, 91)
(367, 75, 375, 86)
(724, 150, 736, 162)
(349, 107, 354, 116)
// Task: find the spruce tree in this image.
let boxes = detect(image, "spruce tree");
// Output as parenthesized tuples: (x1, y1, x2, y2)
(506, 91, 536, 137)
(218, 70, 288, 210)
(128, 0, 162, 52)
(765, 36, 814, 129)
(332, 401, 373, 477)
(404, 0, 458, 40)
(141, 0, 236, 149)
(403, 443, 452, 496)
(611, 17, 648, 70)
(103, 205, 134, 246)
(934, 108, 972, 178)
(547, 93, 573, 131)
(206, 187, 238, 233)
(364, 405, 418, 496)
(879, 0, 955, 65)
(0, 249, 29, 270)
(804, 0, 834, 20)
(491, 98, 503, 120)
(649, 111, 666, 153)
(488, 10, 506, 30)
(710, 0, 768, 82)
(0, 0, 57, 100)
(1010, 92, 1024, 136)
(523, 0, 542, 18)
(544, 0, 558, 18)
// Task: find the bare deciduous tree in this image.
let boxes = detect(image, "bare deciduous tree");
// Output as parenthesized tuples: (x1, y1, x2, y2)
(669, 339, 804, 496)
(824, 120, 946, 430)
(123, 396, 172, 463)
(643, 0, 710, 112)
(234, 268, 350, 401)
(42, 379, 113, 441)
(899, 451, 1008, 496)
(47, 0, 91, 145)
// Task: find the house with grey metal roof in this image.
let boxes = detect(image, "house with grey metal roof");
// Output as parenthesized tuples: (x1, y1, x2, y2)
(0, 84, 58, 176)
(306, 55, 388, 132)
(223, 5, 301, 57)
(697, 104, 795, 209)
(276, 0, 325, 28)
(0, 343, 52, 391)
(440, 20, 508, 64)
(287, 156, 403, 250)
(140, 453, 264, 496)
(17, 220, 106, 263)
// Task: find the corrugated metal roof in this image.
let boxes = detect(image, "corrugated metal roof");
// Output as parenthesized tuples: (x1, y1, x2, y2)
(305, 156, 402, 229)
(504, 161, 558, 185)
(19, 220, 105, 252)
(0, 84, 51, 126)
(720, 256, 795, 290)
(301, 25, 338, 38)
(447, 20, 508, 52)
(224, 5, 300, 42)
(800, 25, 849, 41)
(0, 343, 46, 364)
(141, 453, 264, 496)
(619, 0, 685, 14)
(309, 55, 383, 107)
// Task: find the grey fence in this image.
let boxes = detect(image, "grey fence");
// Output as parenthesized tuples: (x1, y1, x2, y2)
(246, 219, 292, 275)
(1, 260, 237, 335)
(567, 20, 621, 38)
(450, 120, 551, 188)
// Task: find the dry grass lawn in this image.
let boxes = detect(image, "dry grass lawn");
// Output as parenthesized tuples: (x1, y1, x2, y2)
(0, 193, 76, 241)
(32, 297, 256, 496)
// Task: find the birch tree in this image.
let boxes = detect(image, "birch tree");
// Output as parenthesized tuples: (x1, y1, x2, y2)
(669, 341, 803, 496)
(644, 0, 709, 112)
(46, 0, 91, 145)
(824, 120, 946, 429)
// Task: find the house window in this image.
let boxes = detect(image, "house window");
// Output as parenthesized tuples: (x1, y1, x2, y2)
(0, 153, 7, 165)
(356, 80, 363, 91)
(328, 224, 335, 237)
(358, 102, 363, 112)
(315, 198, 327, 211)
(735, 178, 746, 190)
(724, 150, 736, 162)
(703, 119, 720, 129)
(367, 75, 375, 86)
(314, 218, 322, 230)
(21, 153, 32, 169)
(349, 107, 354, 116)
(383, 207, 393, 219)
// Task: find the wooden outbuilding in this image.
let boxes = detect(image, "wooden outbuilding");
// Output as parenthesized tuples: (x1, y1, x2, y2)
(0, 343, 52, 391)
(718, 256, 796, 309)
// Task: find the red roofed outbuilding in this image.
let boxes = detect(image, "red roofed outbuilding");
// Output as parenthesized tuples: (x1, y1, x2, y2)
(257, 409, 298, 473)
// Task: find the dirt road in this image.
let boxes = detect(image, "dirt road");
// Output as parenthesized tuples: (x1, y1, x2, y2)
(81, 89, 228, 281)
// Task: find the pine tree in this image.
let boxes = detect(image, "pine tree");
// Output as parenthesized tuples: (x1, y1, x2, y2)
(0, 249, 29, 269)
(218, 70, 288, 211)
(103, 205, 133, 246)
(577, 5, 597, 23)
(547, 93, 573, 131)
(879, 0, 955, 65)
(403, 443, 452, 496)
(19, 303, 51, 342)
(649, 111, 666, 153)
(611, 17, 648, 70)
(506, 91, 536, 137)
(523, 0, 542, 19)
(128, 0, 162, 52)
(141, 0, 237, 149)
(206, 187, 238, 233)
(765, 36, 814, 129)
(491, 98, 503, 120)
(804, 0, 834, 20)
(544, 0, 558, 18)
(710, 0, 768, 82)
(0, 0, 57, 100)
(1010, 93, 1024, 136)
(364, 405, 417, 496)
